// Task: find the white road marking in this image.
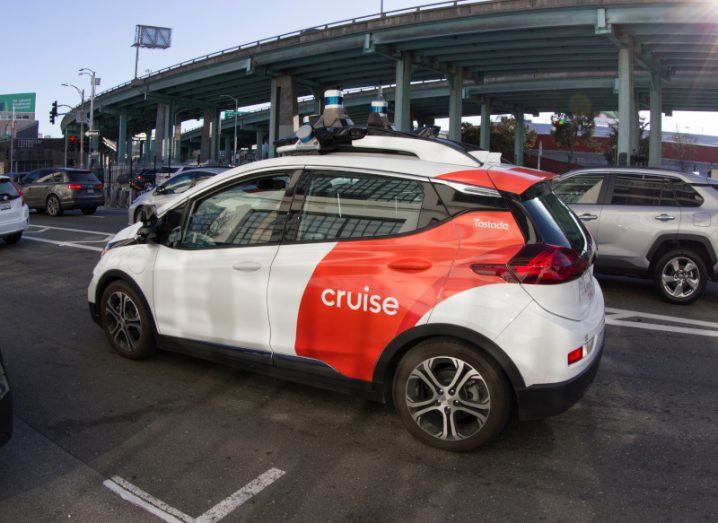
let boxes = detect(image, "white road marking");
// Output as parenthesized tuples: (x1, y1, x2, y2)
(195, 468, 286, 523)
(22, 236, 103, 252)
(103, 476, 193, 523)
(606, 307, 718, 338)
(104, 469, 285, 523)
(27, 224, 113, 236)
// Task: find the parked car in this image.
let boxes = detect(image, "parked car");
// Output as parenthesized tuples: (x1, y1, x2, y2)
(0, 348, 12, 448)
(128, 167, 227, 224)
(130, 169, 158, 193)
(23, 169, 104, 216)
(5, 172, 28, 184)
(0, 175, 29, 244)
(20, 167, 57, 186)
(88, 126, 604, 452)
(554, 167, 718, 304)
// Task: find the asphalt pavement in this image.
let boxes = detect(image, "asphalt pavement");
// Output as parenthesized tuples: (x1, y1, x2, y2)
(0, 208, 716, 521)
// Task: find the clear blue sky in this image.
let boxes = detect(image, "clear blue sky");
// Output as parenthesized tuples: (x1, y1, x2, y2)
(6, 0, 716, 138)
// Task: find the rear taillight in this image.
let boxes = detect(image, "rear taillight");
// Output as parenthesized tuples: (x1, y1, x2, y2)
(67, 183, 84, 191)
(11, 182, 24, 206)
(471, 244, 588, 285)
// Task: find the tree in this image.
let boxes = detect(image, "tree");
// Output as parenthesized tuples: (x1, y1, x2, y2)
(551, 112, 597, 164)
(672, 129, 697, 172)
(604, 116, 650, 165)
(461, 116, 537, 161)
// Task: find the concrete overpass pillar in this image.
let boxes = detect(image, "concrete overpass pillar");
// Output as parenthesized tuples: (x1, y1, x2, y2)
(210, 109, 221, 163)
(153, 103, 171, 163)
(256, 128, 265, 159)
(395, 54, 413, 132)
(200, 110, 212, 163)
(117, 110, 128, 165)
(480, 98, 491, 150)
(617, 42, 635, 166)
(649, 72, 663, 168)
(448, 69, 464, 142)
(514, 112, 525, 166)
(268, 75, 298, 158)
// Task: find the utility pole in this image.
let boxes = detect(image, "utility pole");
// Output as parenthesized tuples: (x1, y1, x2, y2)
(9, 105, 15, 173)
(80, 68, 99, 168)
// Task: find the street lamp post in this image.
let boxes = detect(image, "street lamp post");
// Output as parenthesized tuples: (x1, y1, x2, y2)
(62, 83, 85, 168)
(79, 68, 100, 168)
(220, 94, 239, 165)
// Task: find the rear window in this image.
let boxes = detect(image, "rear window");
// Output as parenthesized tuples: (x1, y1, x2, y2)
(0, 181, 20, 199)
(68, 171, 100, 183)
(520, 184, 590, 254)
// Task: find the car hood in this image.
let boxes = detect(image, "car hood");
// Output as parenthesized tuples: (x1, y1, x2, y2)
(110, 222, 143, 244)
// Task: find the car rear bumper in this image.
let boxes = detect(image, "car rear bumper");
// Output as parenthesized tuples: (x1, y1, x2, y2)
(515, 336, 604, 420)
(62, 196, 105, 209)
(0, 206, 29, 237)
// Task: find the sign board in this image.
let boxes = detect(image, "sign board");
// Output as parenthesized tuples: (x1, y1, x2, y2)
(224, 110, 245, 120)
(0, 93, 36, 114)
(134, 25, 172, 49)
(85, 130, 99, 137)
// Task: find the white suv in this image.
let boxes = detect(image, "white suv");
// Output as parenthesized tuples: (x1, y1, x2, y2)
(88, 129, 604, 451)
(0, 176, 29, 245)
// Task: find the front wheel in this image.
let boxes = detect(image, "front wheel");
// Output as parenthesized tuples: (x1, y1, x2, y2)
(393, 338, 512, 452)
(3, 232, 22, 244)
(81, 207, 97, 215)
(654, 249, 708, 304)
(100, 281, 156, 360)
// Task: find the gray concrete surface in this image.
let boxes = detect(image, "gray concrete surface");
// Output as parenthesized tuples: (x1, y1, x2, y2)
(0, 208, 716, 521)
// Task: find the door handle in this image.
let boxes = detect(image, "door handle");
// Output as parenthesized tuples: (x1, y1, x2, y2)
(578, 213, 598, 221)
(232, 261, 262, 272)
(388, 259, 433, 272)
(655, 214, 676, 222)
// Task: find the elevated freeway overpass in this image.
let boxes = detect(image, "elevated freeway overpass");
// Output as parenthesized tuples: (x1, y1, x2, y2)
(60, 0, 718, 169)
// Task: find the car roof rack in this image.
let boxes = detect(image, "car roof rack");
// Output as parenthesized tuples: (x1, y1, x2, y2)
(276, 125, 481, 168)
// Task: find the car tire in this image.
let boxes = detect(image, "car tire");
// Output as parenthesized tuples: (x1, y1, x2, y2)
(654, 249, 708, 305)
(45, 195, 63, 217)
(3, 232, 22, 244)
(392, 338, 512, 452)
(81, 207, 97, 215)
(100, 281, 156, 360)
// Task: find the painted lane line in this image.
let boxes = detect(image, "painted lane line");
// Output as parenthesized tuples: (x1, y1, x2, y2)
(194, 468, 286, 523)
(606, 307, 718, 329)
(605, 307, 718, 338)
(22, 236, 103, 252)
(27, 224, 115, 236)
(103, 476, 193, 523)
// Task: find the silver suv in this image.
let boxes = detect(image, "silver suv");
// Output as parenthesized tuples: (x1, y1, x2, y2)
(554, 168, 718, 304)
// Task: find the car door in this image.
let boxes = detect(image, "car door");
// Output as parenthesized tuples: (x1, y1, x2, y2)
(597, 172, 681, 271)
(153, 170, 296, 351)
(267, 168, 455, 382)
(553, 171, 607, 241)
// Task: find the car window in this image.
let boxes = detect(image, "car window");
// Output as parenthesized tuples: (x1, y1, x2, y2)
(554, 174, 604, 204)
(0, 181, 20, 199)
(67, 171, 99, 183)
(161, 173, 194, 195)
(180, 174, 290, 249)
(37, 172, 63, 183)
(295, 172, 426, 242)
(671, 180, 704, 207)
(610, 174, 674, 206)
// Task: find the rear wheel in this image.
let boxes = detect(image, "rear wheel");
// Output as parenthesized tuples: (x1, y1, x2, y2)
(393, 338, 512, 452)
(3, 232, 22, 244)
(100, 281, 156, 360)
(46, 195, 63, 216)
(654, 249, 708, 304)
(81, 207, 97, 215)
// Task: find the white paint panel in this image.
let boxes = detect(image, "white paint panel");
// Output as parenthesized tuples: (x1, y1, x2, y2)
(268, 242, 336, 356)
(154, 244, 278, 351)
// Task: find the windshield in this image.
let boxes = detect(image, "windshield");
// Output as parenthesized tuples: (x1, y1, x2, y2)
(67, 171, 100, 183)
(0, 181, 20, 199)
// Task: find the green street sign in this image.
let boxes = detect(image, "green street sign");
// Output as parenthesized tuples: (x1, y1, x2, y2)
(0, 93, 36, 113)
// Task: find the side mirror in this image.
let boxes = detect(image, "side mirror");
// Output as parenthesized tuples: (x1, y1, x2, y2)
(137, 207, 161, 243)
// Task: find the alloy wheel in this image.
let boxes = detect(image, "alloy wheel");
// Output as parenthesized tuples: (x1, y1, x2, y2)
(661, 256, 701, 299)
(405, 356, 490, 441)
(47, 197, 59, 216)
(104, 291, 143, 352)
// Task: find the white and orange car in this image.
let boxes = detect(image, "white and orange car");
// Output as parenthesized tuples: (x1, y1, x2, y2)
(88, 127, 604, 451)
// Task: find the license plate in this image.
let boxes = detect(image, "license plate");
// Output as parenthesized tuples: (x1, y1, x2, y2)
(579, 270, 594, 302)
(86, 189, 94, 194)
(0, 204, 10, 211)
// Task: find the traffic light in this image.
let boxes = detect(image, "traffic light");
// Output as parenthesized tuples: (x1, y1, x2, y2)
(49, 101, 59, 125)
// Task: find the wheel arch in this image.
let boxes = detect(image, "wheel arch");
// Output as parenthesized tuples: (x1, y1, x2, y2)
(372, 323, 526, 405)
(94, 269, 157, 328)
(647, 234, 716, 276)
